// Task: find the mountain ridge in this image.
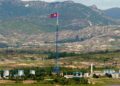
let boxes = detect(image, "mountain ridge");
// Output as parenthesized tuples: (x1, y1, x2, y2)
(0, 0, 119, 52)
(104, 7, 120, 19)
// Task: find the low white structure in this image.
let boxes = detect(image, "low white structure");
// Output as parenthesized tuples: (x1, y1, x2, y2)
(18, 70, 24, 76)
(84, 73, 90, 78)
(111, 73, 120, 79)
(64, 75, 74, 79)
(30, 70, 35, 75)
(3, 70, 10, 79)
(64, 72, 83, 79)
(103, 69, 115, 75)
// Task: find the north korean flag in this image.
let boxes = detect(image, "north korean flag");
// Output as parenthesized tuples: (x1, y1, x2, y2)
(50, 13, 59, 18)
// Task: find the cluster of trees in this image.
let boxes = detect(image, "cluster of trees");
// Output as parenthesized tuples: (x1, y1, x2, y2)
(58, 35, 86, 43)
(48, 52, 79, 59)
(48, 50, 120, 62)
(51, 77, 88, 85)
(0, 49, 46, 54)
(93, 73, 113, 79)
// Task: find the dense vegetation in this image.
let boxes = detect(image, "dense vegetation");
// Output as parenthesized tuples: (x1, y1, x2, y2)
(47, 50, 120, 62)
(0, 49, 120, 61)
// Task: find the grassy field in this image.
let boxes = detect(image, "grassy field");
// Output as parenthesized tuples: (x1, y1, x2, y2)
(0, 78, 120, 86)
(0, 50, 119, 70)
(0, 83, 115, 86)
(0, 83, 105, 86)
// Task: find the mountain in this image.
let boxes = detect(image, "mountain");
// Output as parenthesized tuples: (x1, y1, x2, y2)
(0, 0, 117, 33)
(104, 8, 120, 19)
(0, 0, 119, 52)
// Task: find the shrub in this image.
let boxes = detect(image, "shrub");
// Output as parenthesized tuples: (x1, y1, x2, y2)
(93, 74, 99, 78)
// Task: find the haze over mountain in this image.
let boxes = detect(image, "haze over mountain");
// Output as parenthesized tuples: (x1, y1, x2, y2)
(104, 7, 120, 19)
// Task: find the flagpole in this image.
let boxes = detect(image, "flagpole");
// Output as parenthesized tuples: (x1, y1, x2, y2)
(55, 12, 60, 74)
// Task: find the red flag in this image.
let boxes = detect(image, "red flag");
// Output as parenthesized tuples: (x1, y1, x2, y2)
(50, 13, 59, 18)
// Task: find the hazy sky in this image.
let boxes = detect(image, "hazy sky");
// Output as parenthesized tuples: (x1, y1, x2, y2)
(21, 0, 120, 9)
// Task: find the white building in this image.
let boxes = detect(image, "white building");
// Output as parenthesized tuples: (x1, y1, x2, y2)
(30, 70, 35, 75)
(84, 73, 90, 78)
(111, 73, 120, 79)
(18, 70, 24, 76)
(64, 72, 83, 79)
(103, 69, 115, 75)
(3, 70, 10, 79)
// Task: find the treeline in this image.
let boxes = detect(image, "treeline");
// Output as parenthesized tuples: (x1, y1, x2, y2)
(0, 49, 119, 60)
(0, 67, 88, 85)
(0, 48, 120, 55)
(48, 50, 120, 59)
(48, 52, 79, 59)
(0, 49, 47, 54)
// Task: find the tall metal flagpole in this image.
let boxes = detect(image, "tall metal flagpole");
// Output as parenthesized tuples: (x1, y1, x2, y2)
(54, 12, 60, 74)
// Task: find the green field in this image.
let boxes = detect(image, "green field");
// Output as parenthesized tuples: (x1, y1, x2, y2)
(0, 78, 120, 86)
(0, 83, 115, 86)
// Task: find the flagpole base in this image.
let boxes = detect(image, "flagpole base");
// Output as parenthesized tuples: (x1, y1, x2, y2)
(53, 66, 60, 74)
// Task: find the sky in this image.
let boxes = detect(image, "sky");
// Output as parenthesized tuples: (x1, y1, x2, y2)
(21, 0, 120, 9)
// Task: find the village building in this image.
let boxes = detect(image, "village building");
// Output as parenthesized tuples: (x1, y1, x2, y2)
(111, 73, 120, 79)
(3, 70, 10, 79)
(30, 70, 35, 75)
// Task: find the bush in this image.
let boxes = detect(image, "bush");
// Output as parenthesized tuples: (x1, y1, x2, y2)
(72, 77, 88, 84)
(66, 78, 88, 85)
(93, 74, 99, 78)
(105, 73, 112, 78)
(53, 76, 69, 85)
